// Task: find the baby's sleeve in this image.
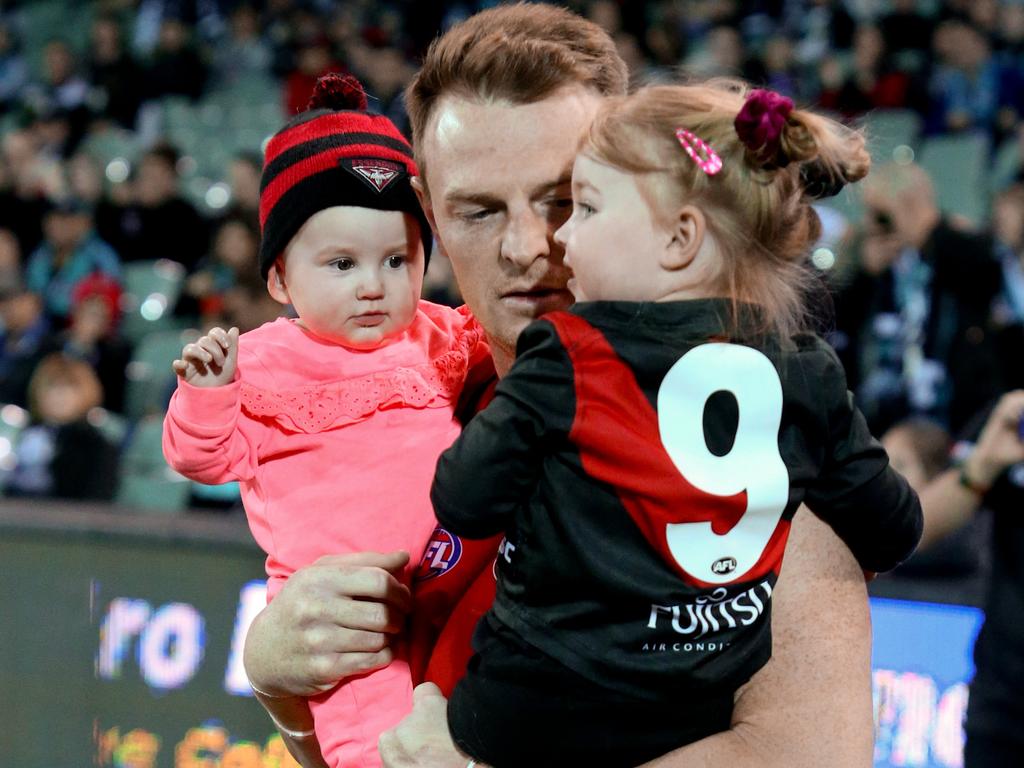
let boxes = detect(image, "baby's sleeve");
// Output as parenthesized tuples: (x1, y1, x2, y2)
(162, 377, 259, 485)
(802, 341, 923, 573)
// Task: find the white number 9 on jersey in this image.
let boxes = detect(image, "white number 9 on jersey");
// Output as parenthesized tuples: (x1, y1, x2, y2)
(657, 342, 789, 584)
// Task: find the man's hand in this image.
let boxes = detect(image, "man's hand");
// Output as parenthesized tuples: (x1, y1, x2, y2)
(379, 684, 474, 768)
(173, 326, 239, 387)
(244, 551, 413, 697)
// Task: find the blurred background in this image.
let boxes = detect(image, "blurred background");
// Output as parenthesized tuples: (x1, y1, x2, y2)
(0, 0, 1021, 766)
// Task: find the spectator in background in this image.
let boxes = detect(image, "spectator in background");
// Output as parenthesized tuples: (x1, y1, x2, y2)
(142, 17, 207, 103)
(96, 143, 208, 271)
(0, 285, 54, 408)
(87, 14, 143, 130)
(832, 162, 1002, 434)
(991, 184, 1024, 390)
(25, 38, 90, 115)
(176, 214, 258, 325)
(66, 152, 105, 210)
(791, 0, 856, 67)
(928, 21, 1017, 138)
(820, 25, 916, 118)
(5, 353, 118, 501)
(22, 39, 91, 156)
(0, 227, 20, 293)
(880, 0, 934, 55)
(908, 390, 1024, 767)
(60, 274, 130, 414)
(0, 135, 47, 256)
(998, 2, 1024, 64)
(0, 19, 27, 115)
(685, 25, 744, 79)
(25, 197, 121, 323)
(223, 151, 261, 229)
(284, 34, 339, 116)
(219, 270, 285, 334)
(210, 3, 272, 91)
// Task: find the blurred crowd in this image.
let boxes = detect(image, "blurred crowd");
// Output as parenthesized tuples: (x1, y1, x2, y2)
(0, 0, 1021, 585)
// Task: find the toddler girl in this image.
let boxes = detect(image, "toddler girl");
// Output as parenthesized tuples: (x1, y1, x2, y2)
(432, 82, 923, 766)
(162, 75, 489, 768)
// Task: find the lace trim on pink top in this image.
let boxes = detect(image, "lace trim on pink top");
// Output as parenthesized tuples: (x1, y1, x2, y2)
(239, 325, 483, 434)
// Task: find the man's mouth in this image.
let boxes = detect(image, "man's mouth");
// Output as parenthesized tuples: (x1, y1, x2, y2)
(500, 287, 574, 315)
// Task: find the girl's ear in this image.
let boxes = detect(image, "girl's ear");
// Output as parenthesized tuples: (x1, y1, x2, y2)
(266, 259, 290, 304)
(663, 204, 706, 271)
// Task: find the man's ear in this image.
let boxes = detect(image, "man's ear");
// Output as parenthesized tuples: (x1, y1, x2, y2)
(663, 204, 706, 271)
(411, 176, 439, 239)
(266, 259, 290, 304)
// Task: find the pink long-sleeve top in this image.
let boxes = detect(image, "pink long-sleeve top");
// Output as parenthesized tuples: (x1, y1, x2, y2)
(162, 301, 488, 600)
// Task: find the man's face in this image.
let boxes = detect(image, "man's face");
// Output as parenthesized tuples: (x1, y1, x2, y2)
(417, 86, 603, 369)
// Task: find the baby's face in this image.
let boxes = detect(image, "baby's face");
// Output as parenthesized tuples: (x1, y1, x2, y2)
(275, 206, 424, 349)
(553, 153, 680, 303)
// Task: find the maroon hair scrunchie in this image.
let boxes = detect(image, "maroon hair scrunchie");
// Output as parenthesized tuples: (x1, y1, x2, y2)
(734, 89, 794, 167)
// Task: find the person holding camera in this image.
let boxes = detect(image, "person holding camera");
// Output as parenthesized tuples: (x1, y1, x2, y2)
(911, 390, 1024, 766)
(831, 162, 1003, 434)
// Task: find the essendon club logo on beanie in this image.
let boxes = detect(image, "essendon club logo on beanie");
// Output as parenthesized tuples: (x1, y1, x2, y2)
(340, 157, 405, 193)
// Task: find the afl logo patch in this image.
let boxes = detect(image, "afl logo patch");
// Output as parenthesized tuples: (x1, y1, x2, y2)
(711, 557, 737, 576)
(415, 527, 462, 582)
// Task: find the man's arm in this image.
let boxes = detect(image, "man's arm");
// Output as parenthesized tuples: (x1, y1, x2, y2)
(642, 506, 873, 768)
(379, 506, 874, 768)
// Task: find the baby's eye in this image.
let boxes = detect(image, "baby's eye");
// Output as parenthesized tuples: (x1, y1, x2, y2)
(332, 258, 355, 271)
(386, 254, 406, 269)
(577, 202, 596, 217)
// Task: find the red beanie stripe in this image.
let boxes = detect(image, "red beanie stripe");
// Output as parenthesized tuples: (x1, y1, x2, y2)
(260, 132, 414, 194)
(266, 111, 409, 159)
(259, 142, 416, 227)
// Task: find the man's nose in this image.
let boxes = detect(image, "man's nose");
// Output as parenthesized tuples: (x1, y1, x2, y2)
(501, 207, 552, 267)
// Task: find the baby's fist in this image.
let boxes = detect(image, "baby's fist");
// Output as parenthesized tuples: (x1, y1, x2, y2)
(172, 326, 240, 387)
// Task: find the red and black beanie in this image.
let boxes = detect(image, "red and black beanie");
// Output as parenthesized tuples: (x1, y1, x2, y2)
(258, 73, 432, 278)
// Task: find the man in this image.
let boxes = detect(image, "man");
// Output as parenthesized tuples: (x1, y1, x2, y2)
(244, 6, 874, 767)
(832, 162, 1002, 435)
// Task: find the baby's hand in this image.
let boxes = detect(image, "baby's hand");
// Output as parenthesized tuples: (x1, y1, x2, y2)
(172, 326, 240, 387)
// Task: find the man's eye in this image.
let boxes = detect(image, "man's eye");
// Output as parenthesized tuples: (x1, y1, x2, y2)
(463, 209, 493, 222)
(548, 197, 573, 210)
(386, 255, 405, 269)
(332, 258, 355, 271)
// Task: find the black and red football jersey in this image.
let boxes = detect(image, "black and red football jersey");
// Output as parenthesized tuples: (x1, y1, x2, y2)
(431, 298, 922, 702)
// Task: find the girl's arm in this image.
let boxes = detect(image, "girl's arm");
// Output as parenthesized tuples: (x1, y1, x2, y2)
(162, 326, 258, 484)
(803, 342, 923, 572)
(431, 320, 575, 539)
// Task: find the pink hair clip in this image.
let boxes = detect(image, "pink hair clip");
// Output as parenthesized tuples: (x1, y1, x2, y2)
(675, 128, 723, 176)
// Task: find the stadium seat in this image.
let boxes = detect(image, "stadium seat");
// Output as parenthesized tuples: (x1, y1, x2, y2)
(864, 109, 922, 165)
(123, 328, 199, 420)
(115, 414, 191, 513)
(918, 133, 991, 225)
(120, 259, 188, 344)
(990, 137, 1021, 195)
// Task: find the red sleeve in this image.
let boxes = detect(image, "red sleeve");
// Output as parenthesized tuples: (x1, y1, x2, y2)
(408, 372, 501, 694)
(408, 531, 500, 694)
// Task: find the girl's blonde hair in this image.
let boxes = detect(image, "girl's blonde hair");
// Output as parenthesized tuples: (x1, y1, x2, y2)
(585, 80, 870, 340)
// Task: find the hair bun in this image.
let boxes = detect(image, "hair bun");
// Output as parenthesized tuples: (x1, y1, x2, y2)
(307, 73, 368, 112)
